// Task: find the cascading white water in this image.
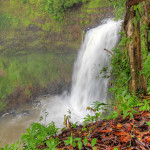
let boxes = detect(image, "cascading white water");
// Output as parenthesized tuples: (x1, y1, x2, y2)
(41, 19, 122, 125)
(70, 19, 122, 116)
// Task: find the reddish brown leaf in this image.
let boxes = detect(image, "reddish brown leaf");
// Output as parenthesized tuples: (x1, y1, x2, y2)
(120, 135, 132, 143)
(86, 142, 91, 147)
(114, 131, 129, 136)
(137, 134, 142, 139)
(143, 112, 150, 117)
(98, 129, 112, 133)
(102, 123, 107, 126)
(146, 137, 150, 142)
(130, 122, 134, 126)
(143, 96, 150, 100)
(136, 131, 150, 136)
(69, 121, 71, 129)
(139, 146, 147, 150)
(83, 132, 88, 136)
(126, 123, 132, 132)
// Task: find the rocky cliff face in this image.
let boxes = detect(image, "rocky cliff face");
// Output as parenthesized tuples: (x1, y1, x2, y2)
(0, 0, 114, 112)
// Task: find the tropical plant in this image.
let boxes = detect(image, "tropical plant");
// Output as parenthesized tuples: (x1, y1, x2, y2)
(84, 101, 108, 123)
(0, 141, 20, 150)
(63, 133, 82, 149)
(21, 122, 59, 149)
(44, 137, 60, 150)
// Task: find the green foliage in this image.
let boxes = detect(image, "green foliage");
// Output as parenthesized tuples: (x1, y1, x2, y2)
(0, 13, 20, 31)
(71, 122, 78, 128)
(0, 100, 7, 111)
(110, 0, 150, 94)
(137, 99, 150, 112)
(108, 31, 131, 116)
(83, 114, 97, 123)
(81, 125, 87, 131)
(21, 0, 88, 22)
(117, 95, 139, 119)
(83, 102, 109, 123)
(45, 137, 60, 150)
(146, 122, 150, 126)
(143, 54, 150, 94)
(85, 95, 139, 121)
(92, 101, 108, 111)
(0, 141, 20, 150)
(109, 0, 126, 19)
(0, 13, 11, 31)
(107, 111, 118, 119)
(21, 0, 28, 3)
(104, 26, 149, 120)
(64, 133, 82, 149)
(83, 0, 111, 9)
(83, 136, 88, 146)
(99, 67, 110, 78)
(78, 140, 82, 150)
(108, 0, 150, 120)
(107, 94, 150, 120)
(25, 89, 31, 96)
(21, 122, 59, 149)
(91, 138, 97, 147)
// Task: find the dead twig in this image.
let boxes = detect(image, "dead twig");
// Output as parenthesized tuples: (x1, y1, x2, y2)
(135, 139, 149, 150)
(104, 48, 114, 56)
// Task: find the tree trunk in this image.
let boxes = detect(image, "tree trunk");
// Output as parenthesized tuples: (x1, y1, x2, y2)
(143, 0, 150, 52)
(124, 5, 147, 94)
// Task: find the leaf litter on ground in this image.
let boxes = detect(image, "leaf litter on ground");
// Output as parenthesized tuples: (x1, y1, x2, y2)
(38, 111, 150, 150)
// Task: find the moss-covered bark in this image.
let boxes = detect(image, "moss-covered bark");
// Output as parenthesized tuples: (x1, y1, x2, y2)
(124, 4, 147, 94)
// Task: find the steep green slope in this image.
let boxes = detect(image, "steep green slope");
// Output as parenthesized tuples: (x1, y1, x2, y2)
(0, 0, 113, 55)
(0, 0, 113, 112)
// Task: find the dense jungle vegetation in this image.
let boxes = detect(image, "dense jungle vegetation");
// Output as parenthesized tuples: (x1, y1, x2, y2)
(0, 0, 150, 149)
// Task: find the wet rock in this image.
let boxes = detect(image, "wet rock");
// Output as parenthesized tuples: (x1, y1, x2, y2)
(21, 110, 30, 116)
(33, 101, 41, 107)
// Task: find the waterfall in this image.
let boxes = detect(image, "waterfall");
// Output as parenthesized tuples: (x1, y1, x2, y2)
(70, 19, 122, 116)
(41, 19, 122, 125)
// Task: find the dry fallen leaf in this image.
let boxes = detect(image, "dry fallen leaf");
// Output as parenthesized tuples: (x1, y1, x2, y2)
(126, 123, 132, 132)
(146, 137, 150, 142)
(114, 131, 129, 136)
(86, 142, 92, 147)
(98, 129, 112, 133)
(120, 135, 131, 143)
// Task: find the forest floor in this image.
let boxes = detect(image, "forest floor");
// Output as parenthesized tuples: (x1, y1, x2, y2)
(39, 109, 150, 150)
